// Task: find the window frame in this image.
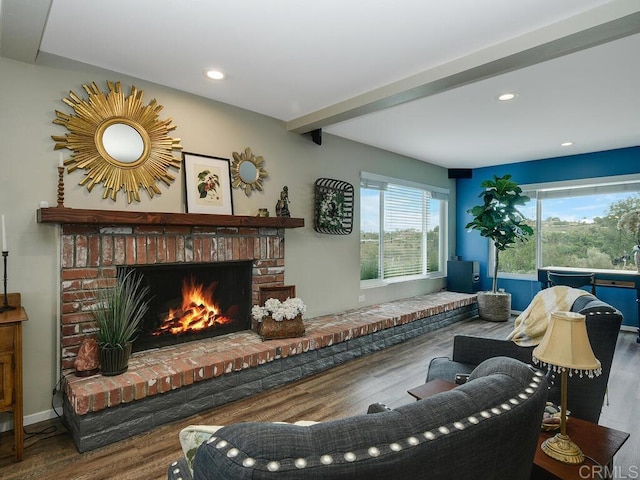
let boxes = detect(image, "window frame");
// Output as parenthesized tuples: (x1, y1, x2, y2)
(492, 173, 640, 280)
(360, 172, 448, 287)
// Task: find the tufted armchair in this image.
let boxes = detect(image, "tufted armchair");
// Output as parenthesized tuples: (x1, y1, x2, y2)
(426, 292, 622, 424)
(168, 357, 547, 480)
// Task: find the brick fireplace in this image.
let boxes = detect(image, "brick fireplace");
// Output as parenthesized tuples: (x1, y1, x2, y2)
(58, 221, 289, 374)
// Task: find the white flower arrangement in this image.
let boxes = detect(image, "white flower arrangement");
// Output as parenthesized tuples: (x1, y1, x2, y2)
(251, 297, 307, 322)
(317, 190, 345, 229)
(617, 209, 640, 245)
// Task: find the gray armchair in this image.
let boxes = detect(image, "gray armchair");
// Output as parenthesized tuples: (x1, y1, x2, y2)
(426, 293, 622, 424)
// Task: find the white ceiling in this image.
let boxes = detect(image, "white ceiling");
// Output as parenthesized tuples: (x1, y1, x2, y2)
(2, 0, 639, 169)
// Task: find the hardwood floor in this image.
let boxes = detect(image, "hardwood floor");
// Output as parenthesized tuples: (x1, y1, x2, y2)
(1, 317, 637, 479)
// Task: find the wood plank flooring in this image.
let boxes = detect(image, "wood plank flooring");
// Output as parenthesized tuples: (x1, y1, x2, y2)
(1, 317, 637, 479)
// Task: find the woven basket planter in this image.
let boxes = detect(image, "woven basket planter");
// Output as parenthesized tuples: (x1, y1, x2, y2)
(257, 314, 305, 340)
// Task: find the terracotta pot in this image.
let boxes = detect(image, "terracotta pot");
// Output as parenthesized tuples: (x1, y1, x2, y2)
(99, 342, 132, 376)
(477, 291, 511, 322)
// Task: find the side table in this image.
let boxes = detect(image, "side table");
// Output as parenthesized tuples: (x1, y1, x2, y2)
(532, 417, 629, 480)
(407, 378, 455, 400)
(408, 380, 629, 480)
(0, 292, 28, 462)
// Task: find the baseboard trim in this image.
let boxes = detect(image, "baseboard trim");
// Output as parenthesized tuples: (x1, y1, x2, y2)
(0, 406, 61, 433)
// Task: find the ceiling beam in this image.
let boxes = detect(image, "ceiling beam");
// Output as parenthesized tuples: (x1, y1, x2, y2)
(0, 0, 52, 63)
(287, 0, 640, 134)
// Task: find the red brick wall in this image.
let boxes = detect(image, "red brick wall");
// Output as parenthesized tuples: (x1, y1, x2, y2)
(59, 224, 286, 374)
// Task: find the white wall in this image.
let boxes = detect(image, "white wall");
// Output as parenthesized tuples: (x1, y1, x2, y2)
(0, 54, 455, 421)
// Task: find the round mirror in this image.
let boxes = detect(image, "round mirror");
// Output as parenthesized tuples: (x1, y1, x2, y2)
(231, 147, 268, 196)
(101, 123, 145, 163)
(52, 81, 183, 203)
(239, 160, 259, 183)
(95, 118, 150, 167)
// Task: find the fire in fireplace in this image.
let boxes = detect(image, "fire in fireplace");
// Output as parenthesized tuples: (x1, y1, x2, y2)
(153, 276, 232, 336)
(126, 261, 253, 352)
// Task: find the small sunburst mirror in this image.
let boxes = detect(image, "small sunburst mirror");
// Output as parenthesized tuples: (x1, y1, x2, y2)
(231, 147, 268, 196)
(52, 81, 183, 203)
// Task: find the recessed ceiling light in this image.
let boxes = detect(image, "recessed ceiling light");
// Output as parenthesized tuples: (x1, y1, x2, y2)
(561, 141, 574, 147)
(497, 92, 517, 101)
(205, 69, 225, 80)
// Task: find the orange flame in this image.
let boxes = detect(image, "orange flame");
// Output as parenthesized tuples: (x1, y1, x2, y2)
(152, 277, 231, 335)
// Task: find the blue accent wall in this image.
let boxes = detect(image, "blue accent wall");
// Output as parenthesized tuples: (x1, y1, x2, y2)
(456, 146, 640, 327)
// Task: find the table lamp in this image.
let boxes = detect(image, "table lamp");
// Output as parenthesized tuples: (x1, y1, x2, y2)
(532, 311, 601, 464)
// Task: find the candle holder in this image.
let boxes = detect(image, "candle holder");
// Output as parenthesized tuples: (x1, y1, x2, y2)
(57, 166, 65, 208)
(0, 251, 16, 313)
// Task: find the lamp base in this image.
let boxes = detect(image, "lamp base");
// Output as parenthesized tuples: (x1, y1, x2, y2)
(541, 433, 584, 464)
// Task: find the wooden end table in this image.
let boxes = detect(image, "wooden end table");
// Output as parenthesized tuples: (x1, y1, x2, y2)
(533, 417, 629, 480)
(408, 378, 456, 399)
(0, 292, 28, 462)
(408, 380, 629, 480)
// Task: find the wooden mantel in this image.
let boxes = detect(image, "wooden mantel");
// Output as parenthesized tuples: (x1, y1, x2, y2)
(37, 207, 304, 228)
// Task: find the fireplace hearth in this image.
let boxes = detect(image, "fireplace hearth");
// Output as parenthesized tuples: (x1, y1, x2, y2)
(129, 261, 253, 352)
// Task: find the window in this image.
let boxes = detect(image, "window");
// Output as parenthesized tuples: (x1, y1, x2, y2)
(360, 172, 448, 284)
(499, 175, 640, 276)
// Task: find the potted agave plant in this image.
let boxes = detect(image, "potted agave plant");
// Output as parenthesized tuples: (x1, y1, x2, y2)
(93, 270, 150, 375)
(466, 174, 533, 321)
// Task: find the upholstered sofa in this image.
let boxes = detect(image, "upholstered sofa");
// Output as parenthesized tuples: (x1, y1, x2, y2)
(168, 356, 547, 480)
(427, 292, 622, 424)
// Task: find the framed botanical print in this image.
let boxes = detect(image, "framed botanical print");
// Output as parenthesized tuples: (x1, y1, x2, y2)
(183, 152, 234, 215)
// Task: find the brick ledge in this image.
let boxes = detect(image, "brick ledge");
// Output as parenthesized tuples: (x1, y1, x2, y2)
(65, 291, 477, 415)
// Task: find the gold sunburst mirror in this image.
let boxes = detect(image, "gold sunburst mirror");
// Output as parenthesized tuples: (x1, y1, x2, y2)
(231, 147, 268, 196)
(52, 81, 183, 203)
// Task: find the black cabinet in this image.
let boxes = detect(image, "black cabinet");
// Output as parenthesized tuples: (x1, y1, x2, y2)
(447, 260, 480, 293)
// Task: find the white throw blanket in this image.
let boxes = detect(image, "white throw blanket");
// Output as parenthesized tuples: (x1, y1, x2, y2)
(507, 286, 589, 346)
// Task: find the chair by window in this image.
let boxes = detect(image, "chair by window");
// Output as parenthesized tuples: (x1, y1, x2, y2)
(547, 272, 596, 295)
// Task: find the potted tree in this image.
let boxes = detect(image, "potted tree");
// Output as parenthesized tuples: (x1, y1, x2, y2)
(92, 270, 150, 375)
(465, 174, 533, 321)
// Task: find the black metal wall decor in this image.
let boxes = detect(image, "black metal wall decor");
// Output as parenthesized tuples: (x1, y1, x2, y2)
(314, 178, 354, 234)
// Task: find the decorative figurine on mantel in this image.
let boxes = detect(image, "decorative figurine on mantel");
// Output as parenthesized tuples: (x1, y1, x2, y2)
(275, 186, 291, 217)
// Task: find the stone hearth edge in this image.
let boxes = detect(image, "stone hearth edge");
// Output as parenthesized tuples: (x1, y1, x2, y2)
(63, 291, 477, 452)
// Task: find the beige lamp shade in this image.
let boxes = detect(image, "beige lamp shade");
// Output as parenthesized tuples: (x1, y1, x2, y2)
(533, 311, 601, 376)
